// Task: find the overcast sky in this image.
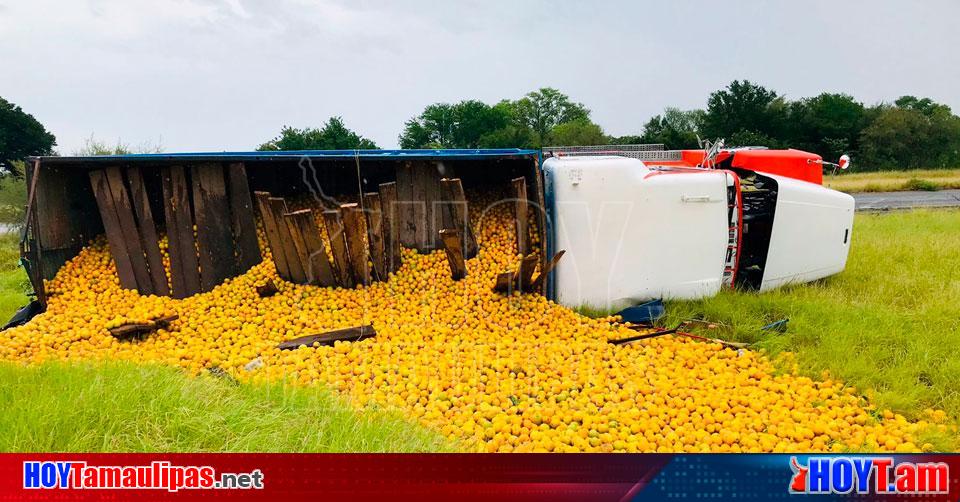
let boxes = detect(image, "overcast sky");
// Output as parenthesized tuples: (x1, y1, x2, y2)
(2, 0, 958, 154)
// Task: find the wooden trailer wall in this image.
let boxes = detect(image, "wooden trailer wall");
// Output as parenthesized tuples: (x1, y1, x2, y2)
(22, 151, 546, 305)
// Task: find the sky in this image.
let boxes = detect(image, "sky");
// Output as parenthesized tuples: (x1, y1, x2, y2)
(1, 0, 958, 154)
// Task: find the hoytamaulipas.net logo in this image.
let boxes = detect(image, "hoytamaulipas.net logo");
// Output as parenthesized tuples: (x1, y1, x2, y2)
(790, 456, 948, 495)
(23, 461, 264, 492)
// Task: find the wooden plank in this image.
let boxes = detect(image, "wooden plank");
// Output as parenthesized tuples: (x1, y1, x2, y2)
(410, 161, 430, 250)
(277, 325, 376, 350)
(395, 161, 416, 247)
(424, 162, 444, 248)
(515, 253, 538, 292)
(269, 197, 307, 284)
(530, 249, 565, 292)
(286, 209, 336, 287)
(254, 191, 291, 280)
(161, 165, 201, 298)
(282, 210, 312, 285)
(322, 209, 354, 288)
(227, 162, 261, 272)
(512, 176, 529, 257)
(110, 315, 178, 341)
(191, 163, 236, 291)
(440, 178, 477, 258)
(439, 228, 466, 280)
(256, 280, 278, 297)
(89, 169, 139, 291)
(363, 192, 386, 281)
(378, 182, 401, 273)
(341, 203, 371, 286)
(493, 272, 515, 294)
(126, 166, 170, 296)
(104, 166, 153, 294)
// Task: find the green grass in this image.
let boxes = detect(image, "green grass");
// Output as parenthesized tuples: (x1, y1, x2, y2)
(0, 361, 453, 452)
(661, 209, 960, 429)
(0, 233, 31, 323)
(824, 168, 960, 193)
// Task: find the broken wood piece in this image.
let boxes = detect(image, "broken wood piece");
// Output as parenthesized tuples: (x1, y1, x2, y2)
(269, 197, 307, 284)
(277, 325, 376, 350)
(439, 228, 466, 280)
(515, 254, 539, 292)
(363, 192, 386, 281)
(109, 314, 179, 341)
(285, 209, 336, 287)
(493, 271, 516, 294)
(440, 178, 477, 258)
(530, 249, 565, 292)
(340, 203, 371, 286)
(254, 191, 291, 281)
(89, 169, 139, 291)
(322, 209, 354, 288)
(512, 177, 529, 256)
(256, 280, 278, 297)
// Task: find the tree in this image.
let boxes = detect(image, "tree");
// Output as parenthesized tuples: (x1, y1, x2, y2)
(859, 98, 960, 170)
(548, 118, 607, 146)
(258, 117, 378, 151)
(399, 100, 511, 149)
(787, 93, 866, 161)
(0, 97, 56, 176)
(511, 88, 590, 146)
(702, 80, 787, 145)
(638, 108, 705, 149)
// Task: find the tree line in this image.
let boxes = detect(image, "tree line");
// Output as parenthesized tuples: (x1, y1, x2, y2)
(3, 80, 959, 174)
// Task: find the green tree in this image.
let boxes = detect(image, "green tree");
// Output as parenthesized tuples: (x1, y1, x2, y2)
(638, 108, 705, 149)
(702, 80, 787, 145)
(787, 93, 867, 161)
(511, 88, 590, 146)
(548, 118, 607, 146)
(859, 98, 960, 170)
(399, 100, 512, 149)
(0, 97, 56, 176)
(258, 117, 378, 151)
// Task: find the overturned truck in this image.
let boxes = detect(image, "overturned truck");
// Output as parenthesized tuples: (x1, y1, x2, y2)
(20, 146, 854, 313)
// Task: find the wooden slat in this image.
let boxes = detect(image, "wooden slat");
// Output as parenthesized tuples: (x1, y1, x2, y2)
(439, 228, 466, 280)
(161, 166, 201, 298)
(440, 178, 477, 258)
(254, 191, 291, 280)
(378, 182, 401, 273)
(282, 210, 312, 285)
(341, 203, 371, 286)
(530, 250, 565, 292)
(227, 162, 261, 272)
(363, 192, 386, 281)
(512, 176, 529, 257)
(424, 162, 444, 248)
(89, 169, 139, 291)
(110, 315, 178, 341)
(322, 209, 354, 288)
(395, 161, 416, 247)
(515, 253, 539, 292)
(493, 272, 515, 294)
(277, 325, 376, 350)
(191, 163, 235, 291)
(104, 166, 154, 294)
(269, 197, 307, 284)
(286, 209, 336, 287)
(126, 166, 170, 296)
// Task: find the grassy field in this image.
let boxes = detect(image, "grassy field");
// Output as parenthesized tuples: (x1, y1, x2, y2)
(664, 209, 960, 434)
(0, 361, 452, 452)
(824, 168, 960, 193)
(0, 233, 31, 323)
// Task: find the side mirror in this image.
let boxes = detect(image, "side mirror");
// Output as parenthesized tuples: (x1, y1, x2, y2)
(838, 154, 850, 170)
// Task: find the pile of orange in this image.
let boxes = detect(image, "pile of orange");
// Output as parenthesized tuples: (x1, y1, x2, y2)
(0, 201, 946, 452)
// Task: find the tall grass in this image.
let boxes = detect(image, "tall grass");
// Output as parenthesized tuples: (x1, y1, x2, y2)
(0, 361, 453, 452)
(0, 233, 30, 323)
(663, 209, 960, 425)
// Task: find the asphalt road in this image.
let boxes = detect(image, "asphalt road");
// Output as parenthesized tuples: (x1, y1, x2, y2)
(853, 189, 960, 211)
